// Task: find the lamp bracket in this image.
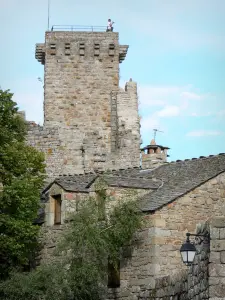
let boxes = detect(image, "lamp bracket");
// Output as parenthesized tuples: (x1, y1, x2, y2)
(186, 232, 210, 245)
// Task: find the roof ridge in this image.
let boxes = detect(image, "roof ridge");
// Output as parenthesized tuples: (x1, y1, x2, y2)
(172, 153, 225, 164)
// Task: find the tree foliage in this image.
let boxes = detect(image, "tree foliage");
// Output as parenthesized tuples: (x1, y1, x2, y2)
(0, 191, 143, 300)
(0, 89, 46, 279)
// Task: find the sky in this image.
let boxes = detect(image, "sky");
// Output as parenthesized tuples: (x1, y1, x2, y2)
(0, 0, 225, 161)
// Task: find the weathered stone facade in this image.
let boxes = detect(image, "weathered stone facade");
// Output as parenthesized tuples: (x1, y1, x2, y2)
(209, 217, 225, 299)
(27, 31, 140, 178)
(37, 154, 225, 299)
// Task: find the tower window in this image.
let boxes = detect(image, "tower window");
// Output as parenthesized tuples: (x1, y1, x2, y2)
(94, 43, 100, 49)
(109, 43, 115, 50)
(50, 43, 56, 49)
(94, 43, 100, 56)
(54, 195, 62, 225)
(65, 43, 71, 56)
(50, 43, 56, 55)
(65, 43, 70, 50)
(79, 42, 85, 56)
(109, 44, 115, 56)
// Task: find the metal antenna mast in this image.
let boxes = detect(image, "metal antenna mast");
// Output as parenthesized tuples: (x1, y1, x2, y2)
(47, 0, 50, 31)
(153, 129, 163, 142)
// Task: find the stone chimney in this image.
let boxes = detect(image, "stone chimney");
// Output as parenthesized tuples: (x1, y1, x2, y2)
(141, 139, 169, 169)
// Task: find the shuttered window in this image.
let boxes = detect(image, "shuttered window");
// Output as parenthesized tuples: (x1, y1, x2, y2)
(54, 195, 62, 225)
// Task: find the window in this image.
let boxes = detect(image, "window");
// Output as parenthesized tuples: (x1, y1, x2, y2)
(65, 43, 71, 56)
(109, 43, 115, 56)
(79, 42, 85, 56)
(54, 195, 62, 225)
(108, 258, 120, 288)
(50, 43, 56, 49)
(94, 43, 100, 56)
(50, 43, 56, 55)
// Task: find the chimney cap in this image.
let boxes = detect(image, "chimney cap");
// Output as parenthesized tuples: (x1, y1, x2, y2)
(150, 139, 156, 145)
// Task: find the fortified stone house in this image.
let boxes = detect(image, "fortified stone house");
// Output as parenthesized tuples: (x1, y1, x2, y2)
(27, 27, 225, 299)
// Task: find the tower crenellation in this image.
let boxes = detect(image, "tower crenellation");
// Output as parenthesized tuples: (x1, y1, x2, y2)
(27, 28, 141, 178)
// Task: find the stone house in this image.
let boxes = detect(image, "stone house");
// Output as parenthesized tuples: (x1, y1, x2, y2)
(37, 153, 225, 299)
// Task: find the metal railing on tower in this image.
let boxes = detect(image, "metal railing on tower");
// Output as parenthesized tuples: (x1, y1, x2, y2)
(50, 25, 109, 32)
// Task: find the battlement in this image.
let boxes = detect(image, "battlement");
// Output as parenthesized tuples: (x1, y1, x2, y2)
(35, 29, 128, 65)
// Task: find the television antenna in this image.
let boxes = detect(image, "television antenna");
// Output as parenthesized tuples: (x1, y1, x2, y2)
(48, 0, 51, 31)
(153, 129, 163, 141)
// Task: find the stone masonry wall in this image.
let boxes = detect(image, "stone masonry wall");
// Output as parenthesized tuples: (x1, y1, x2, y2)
(108, 172, 225, 298)
(29, 31, 141, 178)
(107, 222, 210, 300)
(26, 122, 64, 180)
(209, 217, 225, 299)
(149, 172, 225, 278)
(187, 223, 210, 299)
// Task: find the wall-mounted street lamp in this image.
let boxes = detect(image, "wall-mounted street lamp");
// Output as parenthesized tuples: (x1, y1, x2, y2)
(180, 232, 210, 266)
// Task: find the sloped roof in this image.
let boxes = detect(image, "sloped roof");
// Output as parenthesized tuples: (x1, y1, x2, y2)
(41, 153, 225, 214)
(42, 170, 161, 193)
(139, 153, 225, 212)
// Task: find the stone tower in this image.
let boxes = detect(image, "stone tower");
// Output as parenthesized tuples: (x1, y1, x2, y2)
(141, 139, 169, 169)
(28, 29, 140, 178)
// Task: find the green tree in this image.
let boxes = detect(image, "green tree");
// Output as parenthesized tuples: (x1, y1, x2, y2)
(0, 192, 143, 300)
(0, 89, 46, 280)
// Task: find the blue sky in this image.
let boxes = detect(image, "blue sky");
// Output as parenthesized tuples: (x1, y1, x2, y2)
(0, 0, 225, 161)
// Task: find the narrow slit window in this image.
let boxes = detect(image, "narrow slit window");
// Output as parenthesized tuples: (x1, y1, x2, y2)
(65, 43, 71, 56)
(50, 43, 56, 49)
(94, 43, 100, 49)
(65, 43, 70, 50)
(109, 43, 115, 56)
(50, 43, 56, 55)
(109, 43, 115, 50)
(94, 43, 100, 56)
(54, 195, 62, 225)
(79, 42, 85, 56)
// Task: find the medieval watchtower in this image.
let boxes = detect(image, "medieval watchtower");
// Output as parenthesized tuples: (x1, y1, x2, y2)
(30, 26, 140, 177)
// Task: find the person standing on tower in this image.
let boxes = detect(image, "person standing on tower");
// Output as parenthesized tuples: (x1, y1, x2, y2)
(106, 19, 114, 32)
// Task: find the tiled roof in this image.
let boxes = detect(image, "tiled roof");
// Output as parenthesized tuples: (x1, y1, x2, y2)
(41, 153, 225, 215)
(139, 153, 225, 212)
(42, 169, 161, 193)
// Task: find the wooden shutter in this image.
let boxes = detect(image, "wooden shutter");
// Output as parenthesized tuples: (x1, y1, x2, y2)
(54, 195, 61, 224)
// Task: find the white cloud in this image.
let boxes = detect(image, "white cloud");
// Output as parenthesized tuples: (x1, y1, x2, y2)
(121, 0, 225, 52)
(217, 110, 225, 116)
(141, 115, 160, 133)
(190, 112, 212, 117)
(180, 91, 204, 100)
(156, 105, 180, 117)
(14, 92, 43, 124)
(9, 78, 44, 125)
(138, 84, 214, 120)
(186, 130, 222, 137)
